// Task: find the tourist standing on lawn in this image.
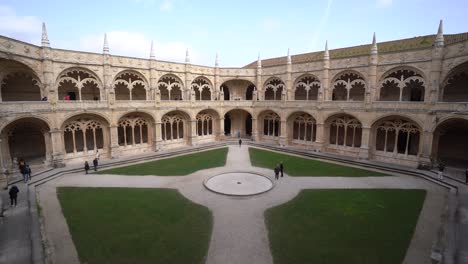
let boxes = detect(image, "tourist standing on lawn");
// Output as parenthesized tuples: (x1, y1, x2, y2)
(279, 162, 284, 177)
(239, 139, 242, 147)
(9, 185, 19, 207)
(84, 161, 90, 174)
(93, 158, 98, 171)
(274, 164, 280, 180)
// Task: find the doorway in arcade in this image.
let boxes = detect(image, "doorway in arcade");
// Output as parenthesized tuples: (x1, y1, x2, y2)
(224, 109, 252, 138)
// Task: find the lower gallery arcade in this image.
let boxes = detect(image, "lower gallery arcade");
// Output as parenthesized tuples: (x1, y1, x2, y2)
(1, 110, 467, 172)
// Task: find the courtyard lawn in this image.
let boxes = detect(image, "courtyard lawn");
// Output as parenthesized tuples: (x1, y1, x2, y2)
(97, 147, 228, 176)
(249, 148, 388, 176)
(58, 187, 212, 264)
(265, 189, 426, 264)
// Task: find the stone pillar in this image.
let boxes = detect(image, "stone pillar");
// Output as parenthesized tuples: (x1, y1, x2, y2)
(219, 118, 225, 137)
(252, 118, 258, 141)
(368, 58, 378, 103)
(155, 122, 163, 151)
(279, 120, 287, 146)
(189, 120, 198, 146)
(359, 126, 371, 159)
(418, 131, 434, 169)
(50, 129, 65, 168)
(0, 138, 7, 189)
(109, 125, 120, 158)
(103, 53, 111, 102)
(315, 123, 325, 150)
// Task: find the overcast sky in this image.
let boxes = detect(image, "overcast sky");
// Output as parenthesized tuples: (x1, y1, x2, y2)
(1, 0, 467, 67)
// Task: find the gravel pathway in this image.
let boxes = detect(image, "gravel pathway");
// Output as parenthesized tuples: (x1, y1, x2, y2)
(36, 145, 448, 264)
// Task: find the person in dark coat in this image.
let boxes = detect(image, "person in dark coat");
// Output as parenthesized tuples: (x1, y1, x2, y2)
(274, 165, 280, 180)
(239, 139, 242, 147)
(9, 185, 19, 207)
(26, 165, 32, 181)
(279, 162, 284, 177)
(93, 158, 98, 171)
(20, 166, 28, 183)
(84, 161, 90, 174)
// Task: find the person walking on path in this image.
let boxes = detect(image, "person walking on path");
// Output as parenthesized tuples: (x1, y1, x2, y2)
(279, 162, 284, 177)
(437, 162, 445, 180)
(93, 158, 98, 171)
(26, 165, 32, 181)
(20, 166, 28, 183)
(239, 139, 242, 148)
(9, 185, 19, 207)
(274, 164, 280, 180)
(84, 161, 90, 174)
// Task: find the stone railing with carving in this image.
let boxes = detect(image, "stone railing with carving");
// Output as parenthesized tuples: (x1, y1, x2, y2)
(0, 101, 51, 113)
(55, 101, 109, 111)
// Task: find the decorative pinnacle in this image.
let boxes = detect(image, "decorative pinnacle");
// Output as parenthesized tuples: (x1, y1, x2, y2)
(257, 52, 262, 68)
(185, 48, 190, 63)
(435, 20, 444, 47)
(41, 22, 50, 47)
(150, 41, 155, 59)
(324, 41, 329, 59)
(103, 33, 109, 54)
(371, 32, 378, 55)
(287, 48, 291, 64)
(215, 53, 219, 67)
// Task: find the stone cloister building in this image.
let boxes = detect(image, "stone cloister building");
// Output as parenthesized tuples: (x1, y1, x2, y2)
(1, 21, 468, 185)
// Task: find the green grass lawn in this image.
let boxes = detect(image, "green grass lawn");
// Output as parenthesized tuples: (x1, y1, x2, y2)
(58, 187, 212, 264)
(249, 148, 388, 176)
(97, 147, 228, 176)
(265, 189, 426, 264)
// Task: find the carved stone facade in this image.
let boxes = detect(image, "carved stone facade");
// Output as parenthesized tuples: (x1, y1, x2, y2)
(1, 23, 468, 187)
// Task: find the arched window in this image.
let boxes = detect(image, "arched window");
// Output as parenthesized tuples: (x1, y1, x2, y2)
(113, 71, 148, 101)
(57, 69, 101, 101)
(158, 75, 183, 100)
(196, 113, 213, 136)
(375, 118, 420, 156)
(264, 78, 284, 101)
(1, 72, 42, 101)
(294, 76, 320, 100)
(441, 62, 468, 102)
(191, 77, 212, 100)
(332, 72, 366, 101)
(117, 117, 149, 146)
(292, 114, 316, 142)
(161, 114, 185, 140)
(64, 119, 104, 153)
(379, 69, 425, 102)
(329, 115, 362, 147)
(263, 112, 280, 137)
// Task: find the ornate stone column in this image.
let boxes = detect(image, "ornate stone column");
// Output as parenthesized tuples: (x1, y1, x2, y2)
(50, 129, 65, 168)
(321, 42, 330, 102)
(368, 33, 378, 103)
(155, 122, 163, 151)
(315, 123, 325, 151)
(359, 126, 371, 159)
(109, 125, 120, 158)
(429, 20, 445, 103)
(279, 119, 287, 146)
(189, 119, 198, 146)
(252, 118, 258, 141)
(219, 118, 225, 138)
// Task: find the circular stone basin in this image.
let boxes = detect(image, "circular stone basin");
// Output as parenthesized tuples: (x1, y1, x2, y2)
(204, 172, 274, 196)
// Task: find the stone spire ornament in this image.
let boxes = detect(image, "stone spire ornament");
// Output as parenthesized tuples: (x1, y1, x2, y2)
(150, 41, 155, 59)
(287, 48, 291, 64)
(103, 34, 109, 54)
(257, 52, 262, 68)
(324, 41, 329, 60)
(435, 20, 444, 47)
(41, 22, 50, 47)
(371, 32, 378, 55)
(185, 48, 190, 63)
(215, 53, 219, 67)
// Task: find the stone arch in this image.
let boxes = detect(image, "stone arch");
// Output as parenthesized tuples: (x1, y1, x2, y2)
(287, 111, 317, 144)
(160, 110, 190, 145)
(440, 61, 468, 102)
(223, 109, 252, 137)
(264, 77, 284, 101)
(378, 67, 426, 102)
(61, 111, 112, 128)
(325, 113, 362, 148)
(222, 107, 253, 117)
(196, 109, 220, 139)
(117, 112, 155, 147)
(191, 76, 213, 101)
(257, 110, 281, 139)
(157, 74, 184, 100)
(61, 113, 110, 157)
(220, 79, 256, 101)
(432, 118, 468, 167)
(0, 117, 53, 167)
(331, 70, 366, 101)
(0, 59, 44, 101)
(56, 67, 103, 101)
(371, 115, 421, 156)
(293, 74, 320, 101)
(113, 70, 149, 101)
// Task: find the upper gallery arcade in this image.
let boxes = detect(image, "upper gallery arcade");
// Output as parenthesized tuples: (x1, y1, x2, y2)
(1, 20, 468, 175)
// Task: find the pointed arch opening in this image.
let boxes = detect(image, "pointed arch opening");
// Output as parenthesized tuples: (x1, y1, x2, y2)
(294, 75, 320, 101)
(379, 69, 425, 102)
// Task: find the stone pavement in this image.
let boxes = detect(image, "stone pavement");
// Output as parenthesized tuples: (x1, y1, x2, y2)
(35, 145, 448, 264)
